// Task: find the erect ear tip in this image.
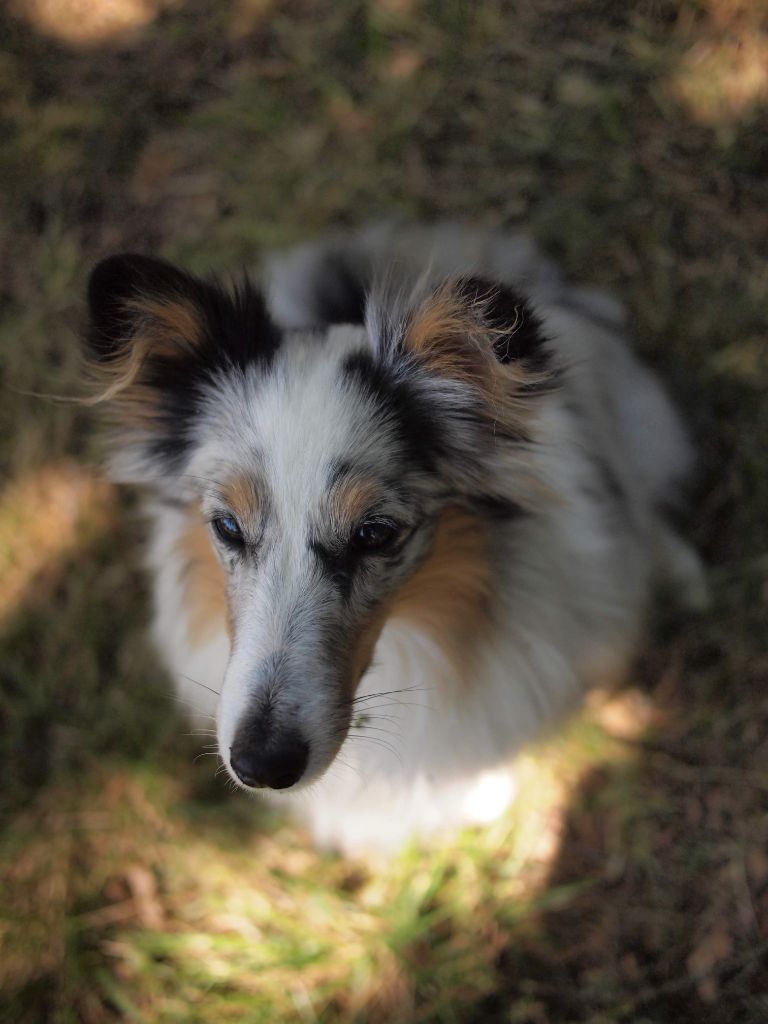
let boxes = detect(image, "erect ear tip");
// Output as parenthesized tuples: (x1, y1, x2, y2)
(456, 276, 550, 372)
(86, 253, 191, 360)
(88, 253, 169, 313)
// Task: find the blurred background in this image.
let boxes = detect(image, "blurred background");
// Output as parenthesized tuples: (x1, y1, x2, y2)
(1, 1, 767, 1021)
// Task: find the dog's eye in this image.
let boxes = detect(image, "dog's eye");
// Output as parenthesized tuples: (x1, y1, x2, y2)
(354, 520, 399, 553)
(213, 515, 244, 545)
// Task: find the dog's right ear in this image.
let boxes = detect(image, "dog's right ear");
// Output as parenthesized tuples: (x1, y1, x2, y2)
(84, 253, 281, 476)
(86, 253, 204, 362)
(86, 251, 281, 377)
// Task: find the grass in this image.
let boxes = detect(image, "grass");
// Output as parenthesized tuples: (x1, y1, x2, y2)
(1, 0, 767, 1020)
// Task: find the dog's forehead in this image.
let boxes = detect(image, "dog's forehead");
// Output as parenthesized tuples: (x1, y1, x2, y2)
(196, 326, 402, 513)
(261, 328, 403, 495)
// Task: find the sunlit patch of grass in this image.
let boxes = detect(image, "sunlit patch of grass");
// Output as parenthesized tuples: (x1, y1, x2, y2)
(11, 0, 163, 47)
(0, 699, 645, 1023)
(0, 462, 113, 621)
(667, 0, 768, 132)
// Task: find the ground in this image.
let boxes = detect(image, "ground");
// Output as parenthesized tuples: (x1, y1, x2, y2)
(1, 1, 767, 1021)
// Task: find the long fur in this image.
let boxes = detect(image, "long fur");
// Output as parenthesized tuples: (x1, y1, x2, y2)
(85, 223, 705, 854)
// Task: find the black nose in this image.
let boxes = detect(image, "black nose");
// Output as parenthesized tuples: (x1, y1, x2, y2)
(229, 727, 309, 790)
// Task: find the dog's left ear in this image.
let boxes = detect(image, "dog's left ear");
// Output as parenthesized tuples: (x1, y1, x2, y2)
(391, 276, 555, 440)
(451, 277, 550, 373)
(399, 276, 550, 376)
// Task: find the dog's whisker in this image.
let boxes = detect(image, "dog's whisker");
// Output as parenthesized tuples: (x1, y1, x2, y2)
(178, 673, 221, 697)
(343, 733, 402, 765)
(327, 756, 363, 783)
(347, 697, 434, 713)
(354, 727, 402, 751)
(193, 751, 221, 763)
(351, 699, 432, 714)
(351, 722, 400, 740)
(348, 686, 432, 705)
(174, 697, 216, 722)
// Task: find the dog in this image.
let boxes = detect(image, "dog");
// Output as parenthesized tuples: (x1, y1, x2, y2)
(84, 223, 705, 853)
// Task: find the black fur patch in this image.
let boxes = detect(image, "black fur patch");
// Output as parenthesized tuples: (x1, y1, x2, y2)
(87, 253, 282, 467)
(470, 494, 526, 522)
(305, 250, 367, 326)
(341, 350, 445, 472)
(311, 529, 411, 601)
(327, 458, 353, 488)
(455, 276, 551, 375)
(87, 253, 281, 369)
(310, 539, 357, 601)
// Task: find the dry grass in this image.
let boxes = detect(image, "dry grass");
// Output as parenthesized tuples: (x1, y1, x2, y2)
(1, 1, 767, 1021)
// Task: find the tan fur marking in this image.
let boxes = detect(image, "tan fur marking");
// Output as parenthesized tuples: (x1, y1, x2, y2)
(322, 477, 389, 696)
(390, 508, 493, 665)
(329, 477, 380, 529)
(127, 296, 204, 354)
(405, 287, 491, 384)
(347, 604, 390, 695)
(177, 514, 231, 645)
(404, 283, 548, 439)
(222, 474, 262, 532)
(85, 295, 204, 424)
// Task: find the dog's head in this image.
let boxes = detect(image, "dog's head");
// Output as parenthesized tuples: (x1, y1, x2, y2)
(85, 253, 555, 791)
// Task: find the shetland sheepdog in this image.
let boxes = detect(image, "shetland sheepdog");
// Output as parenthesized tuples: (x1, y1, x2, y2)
(85, 223, 704, 853)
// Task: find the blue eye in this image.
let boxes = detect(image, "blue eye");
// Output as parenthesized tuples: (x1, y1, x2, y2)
(213, 515, 243, 545)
